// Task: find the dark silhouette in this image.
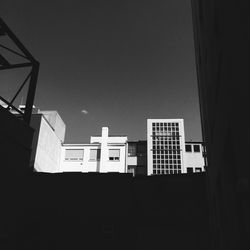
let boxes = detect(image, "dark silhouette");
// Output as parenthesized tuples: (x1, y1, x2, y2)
(0, 17, 39, 173)
(191, 1, 250, 249)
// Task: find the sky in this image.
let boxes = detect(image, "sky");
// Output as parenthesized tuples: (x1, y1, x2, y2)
(0, 0, 202, 143)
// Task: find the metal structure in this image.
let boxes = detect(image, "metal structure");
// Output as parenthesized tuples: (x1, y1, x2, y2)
(0, 17, 39, 124)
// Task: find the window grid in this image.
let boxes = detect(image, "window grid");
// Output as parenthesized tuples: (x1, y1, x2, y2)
(152, 122, 182, 175)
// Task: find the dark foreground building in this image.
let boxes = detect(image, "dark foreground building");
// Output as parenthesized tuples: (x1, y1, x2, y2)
(0, 172, 209, 250)
(0, 18, 39, 175)
(191, 1, 250, 250)
(0, 105, 34, 174)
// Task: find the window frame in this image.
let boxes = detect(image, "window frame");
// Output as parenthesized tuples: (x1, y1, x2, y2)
(64, 148, 84, 162)
(185, 144, 192, 152)
(193, 144, 201, 152)
(108, 149, 120, 161)
(89, 148, 101, 161)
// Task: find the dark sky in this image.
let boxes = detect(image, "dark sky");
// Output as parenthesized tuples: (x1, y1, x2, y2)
(0, 0, 202, 143)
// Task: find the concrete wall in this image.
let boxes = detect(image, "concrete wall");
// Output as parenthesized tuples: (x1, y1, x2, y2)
(32, 115, 62, 173)
(38, 110, 66, 142)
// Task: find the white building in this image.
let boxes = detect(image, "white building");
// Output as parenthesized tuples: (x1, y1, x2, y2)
(10, 105, 204, 175)
(184, 142, 205, 173)
(147, 119, 205, 175)
(60, 127, 128, 173)
(8, 105, 65, 173)
(147, 119, 186, 175)
(30, 110, 65, 172)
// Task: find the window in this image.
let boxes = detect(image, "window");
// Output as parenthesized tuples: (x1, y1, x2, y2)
(185, 145, 192, 152)
(65, 149, 84, 161)
(195, 167, 202, 173)
(109, 149, 120, 161)
(193, 145, 200, 152)
(128, 144, 137, 156)
(89, 149, 100, 161)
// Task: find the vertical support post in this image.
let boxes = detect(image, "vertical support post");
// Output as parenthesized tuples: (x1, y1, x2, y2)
(23, 61, 39, 124)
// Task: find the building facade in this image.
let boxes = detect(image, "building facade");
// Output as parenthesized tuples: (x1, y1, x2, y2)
(7, 105, 65, 173)
(12, 105, 205, 176)
(147, 119, 186, 175)
(60, 127, 128, 173)
(184, 142, 205, 173)
(30, 110, 65, 173)
(147, 119, 205, 175)
(127, 141, 147, 176)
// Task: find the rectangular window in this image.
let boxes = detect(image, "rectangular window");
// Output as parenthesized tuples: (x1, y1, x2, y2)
(89, 149, 101, 161)
(128, 144, 137, 156)
(65, 149, 84, 161)
(109, 149, 120, 161)
(185, 145, 192, 152)
(195, 167, 202, 173)
(193, 145, 200, 152)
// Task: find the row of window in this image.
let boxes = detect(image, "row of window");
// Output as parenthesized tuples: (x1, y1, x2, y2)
(153, 140, 180, 144)
(151, 131, 180, 139)
(153, 150, 181, 154)
(152, 127, 179, 132)
(153, 165, 181, 169)
(187, 167, 203, 173)
(64, 149, 120, 162)
(153, 159, 181, 163)
(153, 169, 182, 174)
(185, 144, 201, 152)
(153, 146, 181, 151)
(153, 154, 181, 159)
(152, 122, 179, 127)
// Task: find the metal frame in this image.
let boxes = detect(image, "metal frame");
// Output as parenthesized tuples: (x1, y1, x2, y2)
(0, 17, 39, 124)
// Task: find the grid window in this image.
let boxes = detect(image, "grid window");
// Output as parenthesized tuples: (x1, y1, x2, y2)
(128, 144, 137, 156)
(109, 149, 120, 161)
(65, 149, 84, 161)
(151, 121, 183, 175)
